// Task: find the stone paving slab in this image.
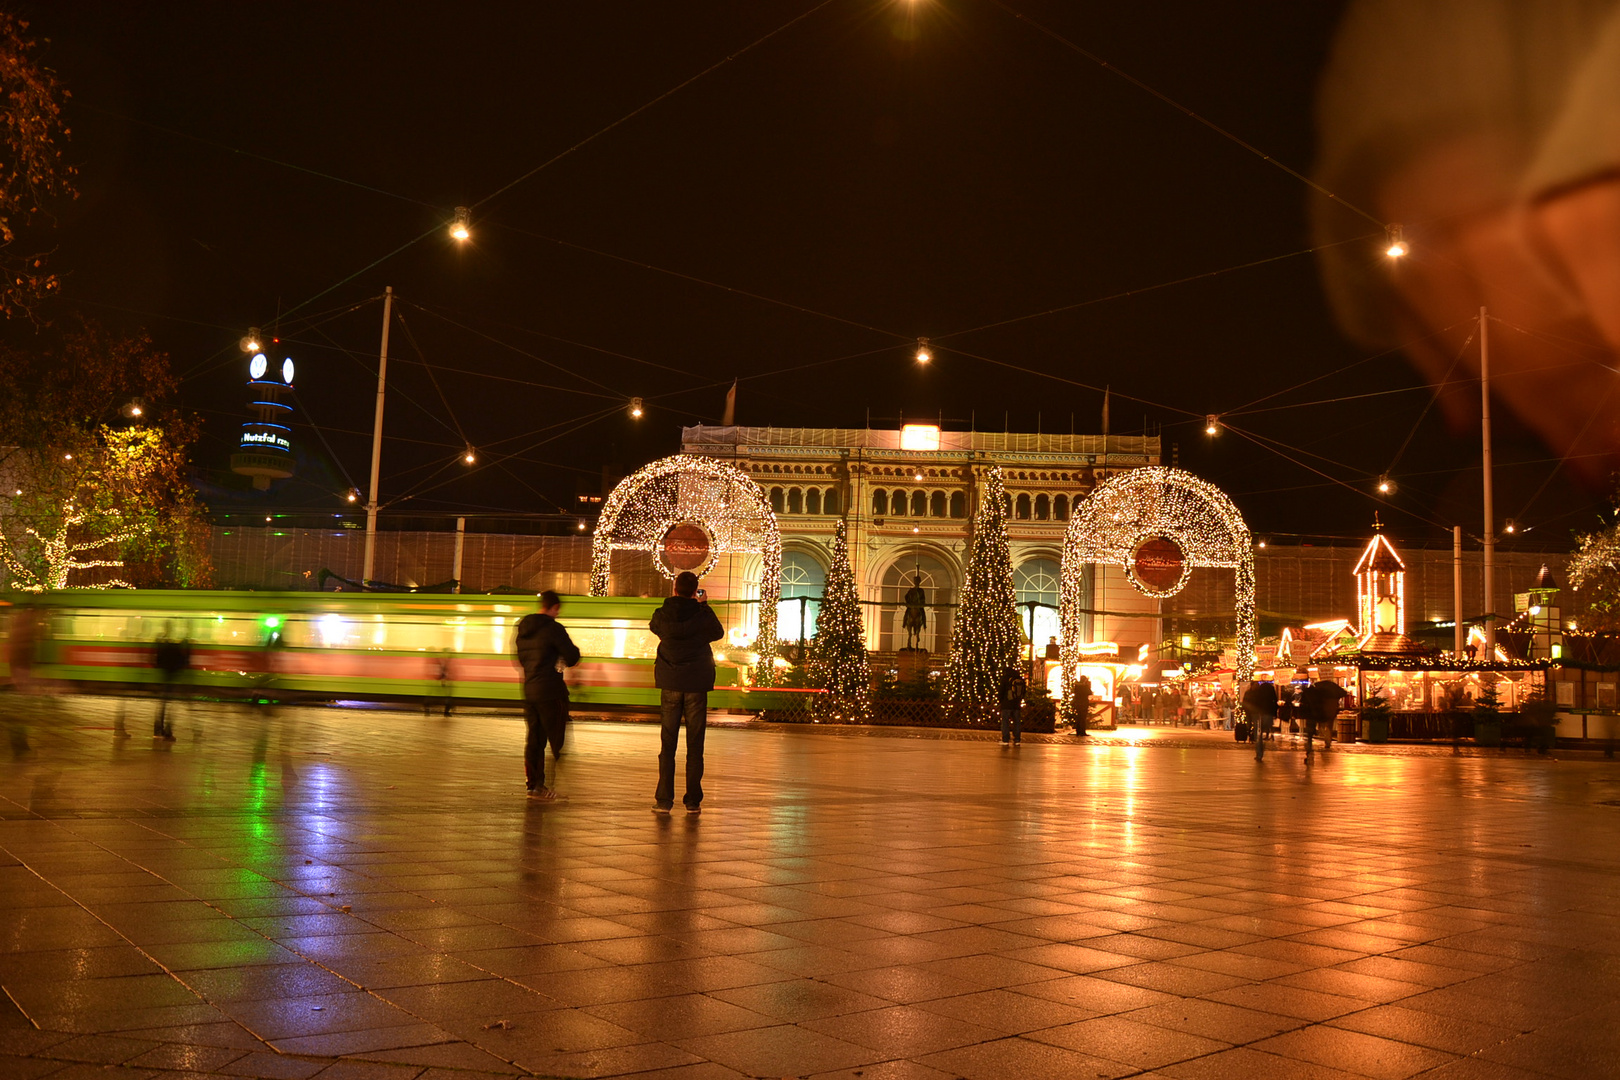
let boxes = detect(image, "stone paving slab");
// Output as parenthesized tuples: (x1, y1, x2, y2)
(2, 694, 1619, 1079)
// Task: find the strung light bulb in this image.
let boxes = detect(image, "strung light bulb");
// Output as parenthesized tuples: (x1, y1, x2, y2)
(450, 206, 471, 241)
(915, 337, 932, 364)
(577, 518, 588, 531)
(346, 489, 359, 503)
(629, 397, 644, 419)
(129, 405, 142, 417)
(63, 453, 72, 461)
(1504, 518, 1516, 534)
(463, 447, 477, 465)
(1257, 536, 1268, 549)
(1377, 473, 1393, 494)
(241, 327, 262, 353)
(1204, 415, 1220, 436)
(1385, 223, 1408, 258)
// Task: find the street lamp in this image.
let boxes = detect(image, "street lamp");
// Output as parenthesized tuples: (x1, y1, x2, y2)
(629, 397, 644, 419)
(450, 207, 471, 242)
(1204, 415, 1220, 435)
(1385, 224, 1408, 258)
(1377, 474, 1394, 494)
(463, 447, 477, 465)
(240, 327, 262, 353)
(915, 337, 932, 364)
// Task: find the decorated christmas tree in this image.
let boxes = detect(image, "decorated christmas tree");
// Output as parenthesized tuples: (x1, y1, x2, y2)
(808, 519, 872, 721)
(943, 466, 1023, 720)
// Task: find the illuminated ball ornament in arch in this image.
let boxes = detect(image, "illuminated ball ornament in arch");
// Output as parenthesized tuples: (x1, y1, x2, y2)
(249, 353, 268, 380)
(282, 358, 295, 384)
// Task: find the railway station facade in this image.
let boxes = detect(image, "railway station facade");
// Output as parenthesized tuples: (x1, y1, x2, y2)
(675, 424, 1163, 666)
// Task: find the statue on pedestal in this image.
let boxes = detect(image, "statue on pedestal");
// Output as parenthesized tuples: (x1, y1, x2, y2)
(902, 574, 928, 651)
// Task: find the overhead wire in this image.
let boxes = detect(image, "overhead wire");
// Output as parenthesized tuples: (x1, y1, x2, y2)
(935, 237, 1369, 342)
(393, 308, 471, 449)
(1221, 420, 1455, 533)
(402, 298, 696, 383)
(1383, 326, 1476, 475)
(984, 0, 1385, 228)
(472, 0, 837, 213)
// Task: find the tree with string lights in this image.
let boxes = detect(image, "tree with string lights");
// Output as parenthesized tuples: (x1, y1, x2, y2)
(943, 467, 1023, 721)
(808, 519, 872, 721)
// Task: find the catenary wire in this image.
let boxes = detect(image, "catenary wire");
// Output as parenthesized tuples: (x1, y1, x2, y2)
(984, 0, 1385, 228)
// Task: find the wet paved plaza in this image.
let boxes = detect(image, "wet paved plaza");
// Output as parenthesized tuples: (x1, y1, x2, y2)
(3, 697, 1620, 1080)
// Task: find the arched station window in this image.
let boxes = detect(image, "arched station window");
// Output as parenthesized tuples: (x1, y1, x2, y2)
(1014, 557, 1061, 655)
(778, 551, 826, 644)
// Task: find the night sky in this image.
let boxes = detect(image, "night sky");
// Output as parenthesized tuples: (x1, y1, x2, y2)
(19, 1, 1600, 548)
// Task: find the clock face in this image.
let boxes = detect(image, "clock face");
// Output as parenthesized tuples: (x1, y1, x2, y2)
(282, 358, 295, 383)
(249, 353, 267, 379)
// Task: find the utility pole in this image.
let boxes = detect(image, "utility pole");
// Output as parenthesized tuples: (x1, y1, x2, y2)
(1453, 525, 1464, 656)
(452, 516, 466, 593)
(1480, 306, 1496, 655)
(362, 287, 394, 584)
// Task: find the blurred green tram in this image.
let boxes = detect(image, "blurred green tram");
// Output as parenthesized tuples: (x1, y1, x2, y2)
(0, 590, 808, 710)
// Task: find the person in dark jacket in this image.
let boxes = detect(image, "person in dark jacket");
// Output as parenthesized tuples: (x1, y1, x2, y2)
(1242, 680, 1279, 761)
(1299, 679, 1346, 761)
(648, 571, 725, 814)
(514, 590, 580, 802)
(997, 666, 1028, 747)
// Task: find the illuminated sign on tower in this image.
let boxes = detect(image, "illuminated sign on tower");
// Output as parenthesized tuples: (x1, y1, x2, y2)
(230, 352, 296, 489)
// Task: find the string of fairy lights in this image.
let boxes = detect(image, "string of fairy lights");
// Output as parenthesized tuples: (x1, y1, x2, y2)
(941, 466, 1025, 720)
(807, 519, 873, 721)
(587, 454, 780, 670)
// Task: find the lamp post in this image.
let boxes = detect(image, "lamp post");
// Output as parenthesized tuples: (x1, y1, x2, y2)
(361, 286, 394, 584)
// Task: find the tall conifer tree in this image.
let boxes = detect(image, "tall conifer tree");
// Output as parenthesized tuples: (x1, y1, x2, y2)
(808, 519, 872, 720)
(944, 466, 1022, 718)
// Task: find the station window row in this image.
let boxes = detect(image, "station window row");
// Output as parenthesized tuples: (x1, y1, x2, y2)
(769, 486, 841, 515)
(873, 489, 967, 519)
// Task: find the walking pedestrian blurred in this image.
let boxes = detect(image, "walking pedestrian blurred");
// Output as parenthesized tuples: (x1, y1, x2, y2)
(152, 624, 190, 740)
(649, 571, 724, 815)
(1300, 679, 1347, 762)
(515, 590, 579, 803)
(1072, 673, 1092, 737)
(1242, 680, 1278, 762)
(998, 665, 1027, 746)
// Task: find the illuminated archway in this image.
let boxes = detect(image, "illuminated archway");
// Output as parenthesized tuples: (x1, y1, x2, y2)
(1060, 467, 1255, 697)
(590, 454, 780, 663)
